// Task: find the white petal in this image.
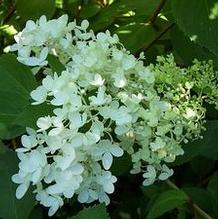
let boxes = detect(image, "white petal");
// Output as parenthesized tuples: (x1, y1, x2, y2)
(110, 145, 123, 157)
(81, 20, 89, 30)
(37, 117, 52, 130)
(78, 191, 89, 203)
(51, 92, 66, 106)
(97, 32, 107, 42)
(48, 201, 59, 216)
(48, 127, 63, 136)
(103, 182, 114, 194)
(16, 183, 29, 199)
(70, 164, 84, 175)
(102, 152, 113, 170)
(55, 155, 73, 170)
(30, 86, 47, 104)
(31, 168, 42, 183)
(16, 148, 29, 153)
(63, 188, 74, 198)
(40, 47, 48, 61)
(18, 46, 31, 58)
(11, 174, 23, 184)
(98, 192, 110, 205)
(42, 75, 53, 91)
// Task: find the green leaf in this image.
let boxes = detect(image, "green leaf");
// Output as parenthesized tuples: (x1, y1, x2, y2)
(172, 140, 204, 166)
(0, 54, 36, 97)
(14, 104, 54, 129)
(146, 190, 188, 219)
(0, 54, 36, 129)
(177, 207, 187, 219)
(81, 1, 101, 18)
(0, 150, 35, 219)
(0, 123, 24, 140)
(141, 184, 164, 199)
(116, 23, 156, 53)
(172, 0, 218, 57)
(89, 0, 159, 31)
(47, 54, 65, 74)
(70, 204, 110, 219)
(171, 26, 218, 69)
(207, 174, 218, 218)
(183, 187, 213, 214)
(17, 0, 55, 21)
(173, 120, 218, 165)
(0, 54, 36, 113)
(0, 54, 56, 138)
(199, 120, 218, 160)
(0, 140, 8, 154)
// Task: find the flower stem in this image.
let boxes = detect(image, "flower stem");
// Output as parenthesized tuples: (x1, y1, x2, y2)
(166, 179, 213, 219)
(149, 0, 167, 25)
(135, 23, 174, 56)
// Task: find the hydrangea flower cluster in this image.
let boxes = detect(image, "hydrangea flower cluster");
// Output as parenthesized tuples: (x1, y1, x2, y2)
(9, 15, 216, 216)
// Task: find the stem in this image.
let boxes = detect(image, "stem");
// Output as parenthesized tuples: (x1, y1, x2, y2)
(192, 204, 213, 219)
(75, 0, 84, 20)
(11, 139, 17, 150)
(3, 3, 16, 24)
(166, 179, 179, 190)
(166, 180, 213, 219)
(149, 0, 167, 24)
(136, 23, 174, 56)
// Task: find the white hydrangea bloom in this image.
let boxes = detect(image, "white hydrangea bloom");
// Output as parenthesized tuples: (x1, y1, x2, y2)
(10, 15, 206, 216)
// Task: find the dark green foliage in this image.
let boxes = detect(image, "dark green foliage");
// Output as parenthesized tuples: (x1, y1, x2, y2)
(70, 204, 109, 219)
(0, 150, 35, 219)
(146, 190, 188, 219)
(17, 0, 55, 21)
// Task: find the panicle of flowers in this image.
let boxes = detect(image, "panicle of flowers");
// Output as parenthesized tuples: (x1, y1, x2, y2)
(9, 15, 217, 216)
(150, 55, 218, 110)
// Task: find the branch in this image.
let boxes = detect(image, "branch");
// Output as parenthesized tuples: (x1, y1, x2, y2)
(149, 0, 167, 24)
(166, 180, 213, 219)
(135, 23, 174, 56)
(3, 3, 16, 24)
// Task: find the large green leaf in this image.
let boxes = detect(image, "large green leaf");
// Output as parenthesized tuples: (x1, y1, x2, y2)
(146, 190, 188, 219)
(172, 0, 218, 57)
(173, 120, 218, 165)
(0, 54, 55, 139)
(89, 0, 159, 31)
(0, 123, 24, 140)
(183, 187, 213, 214)
(14, 104, 54, 129)
(70, 204, 109, 219)
(0, 54, 36, 97)
(0, 54, 36, 122)
(207, 174, 218, 218)
(80, 0, 101, 19)
(17, 0, 55, 21)
(115, 23, 156, 53)
(199, 120, 218, 160)
(171, 26, 218, 69)
(172, 140, 204, 166)
(0, 54, 37, 138)
(0, 150, 35, 219)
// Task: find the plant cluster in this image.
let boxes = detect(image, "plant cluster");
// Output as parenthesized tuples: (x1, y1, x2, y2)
(9, 15, 218, 216)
